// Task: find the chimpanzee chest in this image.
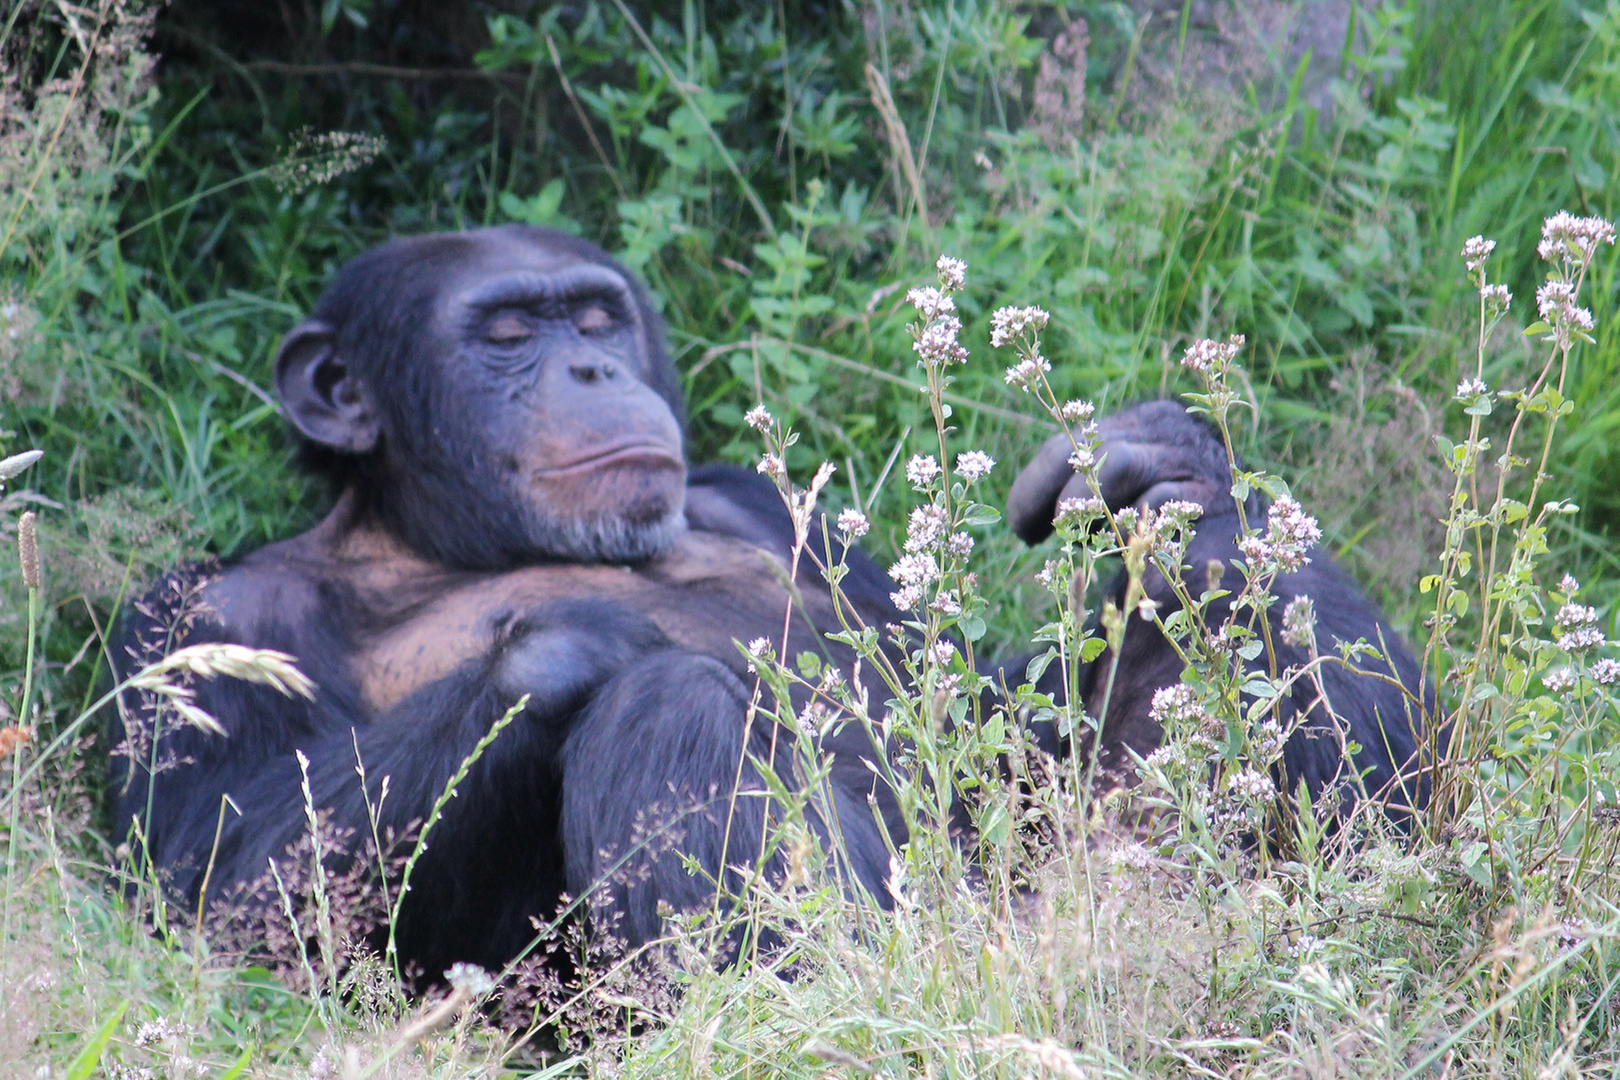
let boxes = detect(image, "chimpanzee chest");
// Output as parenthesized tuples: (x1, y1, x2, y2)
(352, 529, 844, 713)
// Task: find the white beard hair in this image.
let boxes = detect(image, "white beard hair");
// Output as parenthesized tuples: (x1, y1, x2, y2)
(526, 505, 688, 563)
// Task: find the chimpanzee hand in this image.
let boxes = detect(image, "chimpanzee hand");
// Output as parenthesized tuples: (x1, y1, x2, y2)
(492, 599, 672, 716)
(1006, 401, 1237, 545)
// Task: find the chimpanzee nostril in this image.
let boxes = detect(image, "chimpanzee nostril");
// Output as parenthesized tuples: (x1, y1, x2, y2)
(569, 363, 600, 384)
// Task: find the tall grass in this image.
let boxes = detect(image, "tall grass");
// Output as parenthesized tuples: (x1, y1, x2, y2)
(3, 0, 1620, 1075)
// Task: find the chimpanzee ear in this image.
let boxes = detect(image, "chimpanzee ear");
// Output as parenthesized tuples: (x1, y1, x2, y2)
(274, 320, 381, 453)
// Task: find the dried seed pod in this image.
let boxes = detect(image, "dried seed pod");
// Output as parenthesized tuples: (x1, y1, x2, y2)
(18, 509, 39, 589)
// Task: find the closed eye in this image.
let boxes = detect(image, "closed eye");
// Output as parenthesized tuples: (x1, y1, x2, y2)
(485, 313, 535, 345)
(575, 305, 614, 333)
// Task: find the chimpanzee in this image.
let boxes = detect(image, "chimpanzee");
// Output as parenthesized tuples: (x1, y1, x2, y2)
(110, 225, 1426, 977)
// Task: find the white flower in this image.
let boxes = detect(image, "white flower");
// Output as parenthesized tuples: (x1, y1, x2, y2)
(1108, 842, 1154, 870)
(1561, 574, 1581, 594)
(955, 450, 995, 483)
(1281, 595, 1316, 649)
(837, 507, 870, 538)
(1264, 495, 1322, 573)
(1225, 768, 1277, 803)
(1181, 334, 1245, 375)
(445, 962, 495, 997)
(1537, 279, 1577, 320)
(904, 505, 950, 553)
(1059, 399, 1095, 422)
(744, 404, 773, 432)
(1287, 934, 1323, 958)
(935, 254, 967, 290)
(931, 590, 962, 616)
(1562, 628, 1607, 653)
(1557, 602, 1598, 628)
(988, 305, 1050, 348)
(1456, 378, 1488, 399)
(1554, 602, 1605, 652)
(1480, 283, 1511, 309)
(1537, 211, 1617, 265)
(890, 585, 923, 611)
(1251, 717, 1287, 762)
(1068, 446, 1096, 471)
(913, 314, 968, 366)
(757, 453, 786, 479)
(1003, 354, 1052, 390)
(928, 640, 957, 666)
(905, 454, 942, 488)
(134, 1018, 183, 1048)
(1035, 558, 1064, 590)
(1462, 235, 1496, 273)
(1544, 667, 1578, 695)
(1055, 496, 1104, 529)
(745, 637, 773, 672)
(1144, 743, 1189, 772)
(1156, 499, 1204, 524)
(906, 286, 955, 315)
(889, 552, 940, 587)
(1591, 658, 1620, 686)
(1148, 685, 1209, 730)
(945, 532, 974, 559)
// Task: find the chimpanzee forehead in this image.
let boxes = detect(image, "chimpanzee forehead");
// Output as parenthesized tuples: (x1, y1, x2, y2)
(443, 233, 635, 312)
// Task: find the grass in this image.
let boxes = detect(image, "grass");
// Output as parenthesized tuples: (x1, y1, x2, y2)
(3, 0, 1620, 1074)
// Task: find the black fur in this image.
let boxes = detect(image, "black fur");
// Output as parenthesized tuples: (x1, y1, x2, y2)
(109, 230, 1428, 983)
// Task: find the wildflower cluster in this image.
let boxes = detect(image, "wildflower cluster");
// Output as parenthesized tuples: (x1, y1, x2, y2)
(907, 255, 971, 369)
(1235, 495, 1322, 575)
(1461, 235, 1513, 327)
(1528, 212, 1614, 349)
(1280, 595, 1316, 649)
(1536, 210, 1616, 265)
(1115, 499, 1204, 563)
(270, 129, 387, 194)
(1180, 334, 1245, 378)
(992, 305, 1054, 390)
(1553, 601, 1604, 654)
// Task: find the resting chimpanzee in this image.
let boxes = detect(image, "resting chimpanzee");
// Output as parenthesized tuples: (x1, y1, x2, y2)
(110, 225, 1425, 977)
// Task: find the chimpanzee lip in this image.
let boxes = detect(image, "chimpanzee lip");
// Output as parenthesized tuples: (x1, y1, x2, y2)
(534, 442, 684, 477)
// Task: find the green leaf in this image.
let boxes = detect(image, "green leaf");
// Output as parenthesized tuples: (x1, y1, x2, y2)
(1025, 648, 1057, 685)
(1459, 841, 1493, 888)
(1079, 636, 1108, 663)
(961, 503, 1002, 527)
(959, 614, 987, 642)
(979, 802, 1011, 846)
(219, 1045, 255, 1080)
(66, 1002, 128, 1080)
(1522, 320, 1551, 336)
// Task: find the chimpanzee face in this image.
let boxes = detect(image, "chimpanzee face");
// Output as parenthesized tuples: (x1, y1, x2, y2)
(445, 235, 687, 559)
(275, 228, 689, 567)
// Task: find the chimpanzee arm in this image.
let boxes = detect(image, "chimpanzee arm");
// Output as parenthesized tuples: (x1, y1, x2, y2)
(1002, 401, 1427, 805)
(1007, 400, 1245, 542)
(112, 578, 671, 970)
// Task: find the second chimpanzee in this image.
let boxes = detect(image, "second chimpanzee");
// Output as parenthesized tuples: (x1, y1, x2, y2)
(111, 226, 1426, 977)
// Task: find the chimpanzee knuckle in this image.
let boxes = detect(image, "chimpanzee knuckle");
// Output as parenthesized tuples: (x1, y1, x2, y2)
(493, 626, 622, 711)
(1008, 434, 1085, 541)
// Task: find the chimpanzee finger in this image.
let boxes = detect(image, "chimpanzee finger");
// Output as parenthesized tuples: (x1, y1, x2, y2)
(1006, 431, 1083, 544)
